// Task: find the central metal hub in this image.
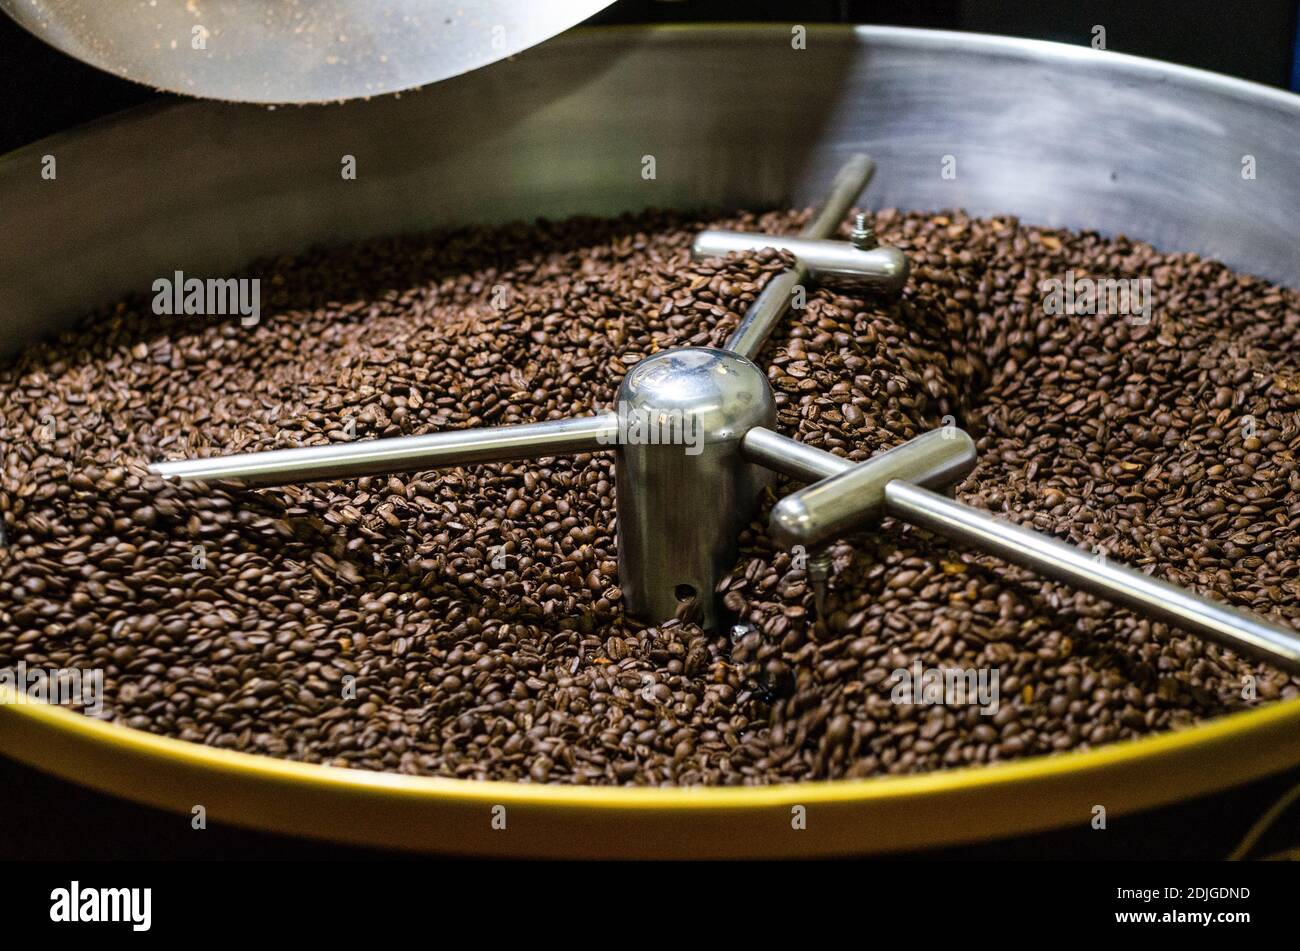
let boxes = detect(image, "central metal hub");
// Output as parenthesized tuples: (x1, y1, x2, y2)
(612, 347, 775, 628)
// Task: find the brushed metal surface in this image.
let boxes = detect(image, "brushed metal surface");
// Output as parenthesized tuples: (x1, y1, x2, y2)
(693, 230, 909, 291)
(0, 0, 614, 103)
(1, 26, 1297, 361)
(721, 152, 874, 358)
(751, 424, 1300, 673)
(613, 347, 776, 628)
(886, 482, 1300, 674)
(767, 428, 978, 547)
(151, 413, 619, 486)
(0, 26, 1299, 852)
(742, 426, 854, 483)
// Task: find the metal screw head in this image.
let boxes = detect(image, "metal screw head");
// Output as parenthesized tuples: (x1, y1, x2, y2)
(806, 545, 834, 621)
(850, 213, 877, 250)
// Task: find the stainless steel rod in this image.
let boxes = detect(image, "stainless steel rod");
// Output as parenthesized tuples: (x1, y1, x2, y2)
(724, 268, 809, 360)
(800, 153, 876, 240)
(741, 426, 851, 482)
(747, 426, 1300, 671)
(723, 153, 875, 359)
(884, 481, 1300, 674)
(693, 231, 907, 291)
(151, 412, 619, 486)
(768, 429, 977, 547)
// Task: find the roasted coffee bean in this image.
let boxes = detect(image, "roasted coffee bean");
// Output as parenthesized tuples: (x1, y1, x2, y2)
(0, 206, 1296, 786)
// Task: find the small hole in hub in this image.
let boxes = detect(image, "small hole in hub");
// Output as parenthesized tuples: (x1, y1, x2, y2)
(674, 583, 697, 602)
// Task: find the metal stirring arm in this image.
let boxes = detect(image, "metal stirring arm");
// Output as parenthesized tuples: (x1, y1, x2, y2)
(744, 426, 1300, 675)
(151, 153, 895, 489)
(694, 152, 909, 361)
(151, 155, 903, 629)
(151, 152, 1300, 673)
(151, 412, 619, 486)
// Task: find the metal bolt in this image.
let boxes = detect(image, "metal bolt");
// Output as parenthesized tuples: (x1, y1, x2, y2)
(850, 213, 877, 250)
(807, 545, 833, 619)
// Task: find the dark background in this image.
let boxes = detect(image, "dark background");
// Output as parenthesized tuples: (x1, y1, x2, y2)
(2, 1, 1298, 860)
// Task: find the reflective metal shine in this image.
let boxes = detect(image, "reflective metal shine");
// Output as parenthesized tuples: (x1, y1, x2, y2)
(150, 413, 618, 486)
(741, 426, 854, 483)
(721, 153, 876, 359)
(613, 347, 776, 629)
(759, 427, 1300, 675)
(0, 0, 615, 104)
(768, 428, 978, 547)
(2, 26, 1300, 857)
(885, 482, 1300, 675)
(692, 231, 909, 292)
(4, 27, 1298, 357)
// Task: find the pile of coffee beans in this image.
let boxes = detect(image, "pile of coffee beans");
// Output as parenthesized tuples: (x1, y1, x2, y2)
(2, 205, 1298, 785)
